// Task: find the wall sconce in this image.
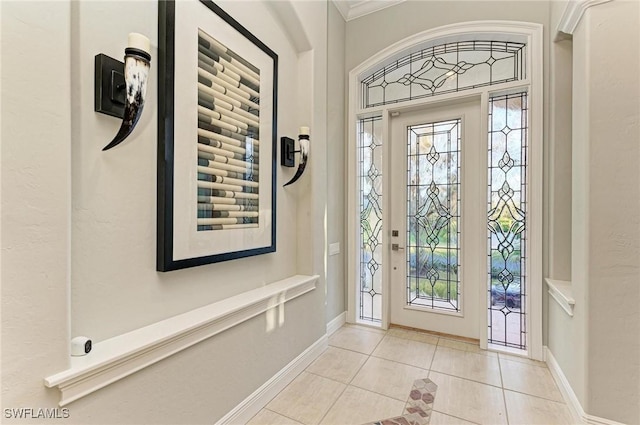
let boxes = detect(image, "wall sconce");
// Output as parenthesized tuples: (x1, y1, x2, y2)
(281, 126, 309, 187)
(95, 33, 151, 151)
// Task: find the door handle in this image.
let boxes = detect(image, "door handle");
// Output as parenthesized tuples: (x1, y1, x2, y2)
(391, 243, 405, 251)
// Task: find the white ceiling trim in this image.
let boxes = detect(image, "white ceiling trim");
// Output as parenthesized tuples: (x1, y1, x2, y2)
(332, 0, 406, 22)
(332, 0, 351, 21)
(556, 0, 613, 35)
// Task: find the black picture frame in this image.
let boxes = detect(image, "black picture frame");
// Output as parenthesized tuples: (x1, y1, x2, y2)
(157, 0, 278, 272)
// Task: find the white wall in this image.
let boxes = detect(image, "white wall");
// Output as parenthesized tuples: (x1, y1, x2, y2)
(1, 1, 332, 423)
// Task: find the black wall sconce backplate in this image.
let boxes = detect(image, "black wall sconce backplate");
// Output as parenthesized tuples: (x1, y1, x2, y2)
(95, 53, 126, 119)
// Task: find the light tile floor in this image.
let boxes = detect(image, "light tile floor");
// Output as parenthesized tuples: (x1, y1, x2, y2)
(246, 325, 576, 425)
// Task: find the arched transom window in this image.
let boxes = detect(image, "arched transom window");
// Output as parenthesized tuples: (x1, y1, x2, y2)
(361, 40, 526, 108)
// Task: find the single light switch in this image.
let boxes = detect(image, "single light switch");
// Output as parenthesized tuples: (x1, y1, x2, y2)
(329, 242, 340, 256)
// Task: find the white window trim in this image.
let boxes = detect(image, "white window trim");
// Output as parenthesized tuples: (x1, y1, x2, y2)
(346, 21, 544, 360)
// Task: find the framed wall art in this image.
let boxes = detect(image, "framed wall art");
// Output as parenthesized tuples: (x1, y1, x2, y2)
(157, 0, 278, 271)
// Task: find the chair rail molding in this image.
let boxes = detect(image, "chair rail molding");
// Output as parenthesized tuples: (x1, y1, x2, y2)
(545, 278, 576, 317)
(44, 275, 319, 406)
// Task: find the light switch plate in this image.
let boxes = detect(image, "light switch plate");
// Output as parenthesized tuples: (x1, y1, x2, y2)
(329, 242, 340, 256)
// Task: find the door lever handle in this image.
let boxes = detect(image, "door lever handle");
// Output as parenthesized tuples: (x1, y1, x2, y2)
(391, 243, 405, 251)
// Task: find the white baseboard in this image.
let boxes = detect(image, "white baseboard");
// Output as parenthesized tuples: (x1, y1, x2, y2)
(216, 335, 328, 425)
(326, 311, 346, 336)
(545, 346, 586, 424)
(545, 347, 626, 425)
(584, 415, 628, 425)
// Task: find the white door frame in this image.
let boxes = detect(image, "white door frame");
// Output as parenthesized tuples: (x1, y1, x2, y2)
(346, 21, 544, 360)
(389, 98, 484, 339)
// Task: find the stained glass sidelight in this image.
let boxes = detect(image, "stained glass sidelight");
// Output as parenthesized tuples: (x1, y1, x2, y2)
(361, 41, 526, 109)
(358, 116, 383, 322)
(406, 119, 461, 312)
(487, 92, 528, 349)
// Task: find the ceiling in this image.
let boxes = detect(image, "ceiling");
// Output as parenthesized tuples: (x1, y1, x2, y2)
(332, 0, 406, 21)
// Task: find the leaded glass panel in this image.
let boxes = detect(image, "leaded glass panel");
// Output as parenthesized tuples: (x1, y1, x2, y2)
(406, 119, 461, 312)
(488, 92, 528, 349)
(358, 116, 383, 322)
(361, 41, 526, 108)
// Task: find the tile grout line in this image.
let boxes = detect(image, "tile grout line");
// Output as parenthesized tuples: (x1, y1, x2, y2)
(426, 337, 439, 370)
(315, 378, 349, 425)
(502, 387, 570, 404)
(427, 369, 504, 391)
(316, 326, 394, 424)
(497, 353, 569, 403)
(497, 352, 511, 425)
(261, 408, 305, 425)
(347, 331, 435, 406)
(347, 381, 420, 404)
(432, 409, 483, 425)
(369, 351, 435, 371)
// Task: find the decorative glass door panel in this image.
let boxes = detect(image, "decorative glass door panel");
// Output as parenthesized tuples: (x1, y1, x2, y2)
(406, 119, 461, 312)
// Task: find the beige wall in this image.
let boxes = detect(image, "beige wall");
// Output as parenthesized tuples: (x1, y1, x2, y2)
(582, 2, 639, 422)
(548, 1, 640, 423)
(1, 1, 332, 423)
(546, 0, 586, 408)
(1, 0, 72, 413)
(70, 0, 302, 342)
(326, 2, 347, 323)
(345, 1, 551, 71)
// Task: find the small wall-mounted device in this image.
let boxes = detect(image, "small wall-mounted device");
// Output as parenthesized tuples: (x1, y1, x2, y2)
(70, 336, 93, 357)
(281, 126, 310, 187)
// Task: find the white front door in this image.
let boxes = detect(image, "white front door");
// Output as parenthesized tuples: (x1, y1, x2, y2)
(389, 99, 485, 340)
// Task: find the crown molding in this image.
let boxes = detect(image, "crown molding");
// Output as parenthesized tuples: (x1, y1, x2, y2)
(332, 0, 406, 22)
(332, 0, 350, 21)
(557, 0, 613, 35)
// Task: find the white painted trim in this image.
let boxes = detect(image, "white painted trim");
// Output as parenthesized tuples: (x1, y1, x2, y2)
(44, 275, 319, 406)
(546, 278, 576, 317)
(545, 346, 587, 424)
(344, 0, 406, 21)
(331, 0, 350, 21)
(557, 0, 613, 36)
(381, 110, 391, 330)
(216, 334, 328, 425)
(346, 58, 359, 325)
(527, 23, 545, 362)
(326, 311, 347, 335)
(545, 347, 626, 425)
(584, 414, 628, 425)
